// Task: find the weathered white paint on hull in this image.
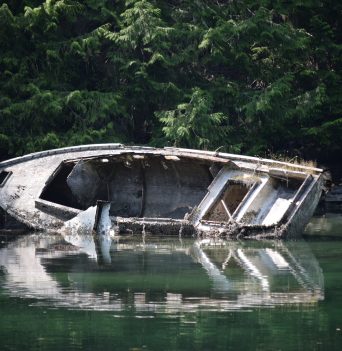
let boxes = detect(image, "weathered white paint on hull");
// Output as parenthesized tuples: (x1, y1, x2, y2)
(0, 144, 324, 238)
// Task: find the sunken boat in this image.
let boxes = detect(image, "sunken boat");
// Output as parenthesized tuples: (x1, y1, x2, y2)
(0, 144, 323, 238)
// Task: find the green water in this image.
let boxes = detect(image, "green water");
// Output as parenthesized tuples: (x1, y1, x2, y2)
(1, 214, 342, 351)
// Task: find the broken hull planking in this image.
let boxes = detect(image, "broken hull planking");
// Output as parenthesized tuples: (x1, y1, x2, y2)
(0, 144, 323, 238)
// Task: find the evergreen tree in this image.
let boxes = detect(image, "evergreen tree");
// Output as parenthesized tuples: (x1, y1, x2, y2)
(0, 0, 340, 165)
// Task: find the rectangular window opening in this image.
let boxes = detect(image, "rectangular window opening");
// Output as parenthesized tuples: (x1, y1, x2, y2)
(203, 181, 251, 222)
(0, 171, 12, 187)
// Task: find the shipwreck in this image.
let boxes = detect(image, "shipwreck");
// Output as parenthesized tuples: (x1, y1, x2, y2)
(0, 144, 323, 238)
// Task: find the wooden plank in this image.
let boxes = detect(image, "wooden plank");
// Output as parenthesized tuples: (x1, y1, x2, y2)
(220, 200, 233, 221)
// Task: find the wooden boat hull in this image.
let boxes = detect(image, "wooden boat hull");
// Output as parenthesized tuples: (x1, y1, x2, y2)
(0, 144, 323, 238)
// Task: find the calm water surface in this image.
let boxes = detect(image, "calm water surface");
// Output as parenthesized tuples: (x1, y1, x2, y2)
(1, 213, 342, 351)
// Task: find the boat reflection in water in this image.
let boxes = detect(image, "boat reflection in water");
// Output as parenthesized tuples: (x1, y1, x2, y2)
(0, 229, 324, 313)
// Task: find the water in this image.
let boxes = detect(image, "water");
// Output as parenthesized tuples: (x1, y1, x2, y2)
(0, 213, 342, 351)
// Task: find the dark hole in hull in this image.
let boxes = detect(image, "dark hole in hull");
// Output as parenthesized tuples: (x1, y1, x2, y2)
(40, 163, 82, 210)
(40, 156, 214, 219)
(0, 171, 11, 187)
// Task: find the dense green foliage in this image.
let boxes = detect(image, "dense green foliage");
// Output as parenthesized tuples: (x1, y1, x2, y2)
(0, 0, 340, 162)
